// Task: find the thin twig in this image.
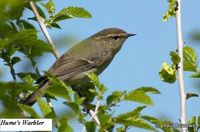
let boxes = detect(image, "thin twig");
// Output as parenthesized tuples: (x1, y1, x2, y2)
(29, 0, 60, 59)
(90, 101, 100, 121)
(176, 0, 186, 132)
(89, 110, 100, 124)
(82, 101, 100, 132)
(10, 66, 16, 81)
(29, 56, 41, 77)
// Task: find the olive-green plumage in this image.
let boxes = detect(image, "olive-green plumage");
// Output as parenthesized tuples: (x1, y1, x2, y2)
(23, 28, 135, 105)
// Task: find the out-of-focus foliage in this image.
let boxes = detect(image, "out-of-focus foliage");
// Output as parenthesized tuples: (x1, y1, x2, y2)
(191, 31, 200, 42)
(0, 0, 28, 23)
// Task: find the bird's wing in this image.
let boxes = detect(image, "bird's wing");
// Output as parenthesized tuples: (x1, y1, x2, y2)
(48, 50, 108, 81)
(48, 38, 110, 81)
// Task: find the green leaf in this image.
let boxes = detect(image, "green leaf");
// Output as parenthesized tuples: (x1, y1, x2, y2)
(0, 23, 17, 39)
(170, 51, 180, 65)
(73, 93, 85, 105)
(125, 87, 159, 105)
(18, 104, 40, 118)
(0, 29, 52, 56)
(114, 107, 156, 131)
(106, 91, 125, 106)
(58, 117, 73, 132)
(0, 82, 31, 114)
(87, 72, 107, 100)
(136, 87, 160, 94)
(85, 121, 96, 132)
(27, 3, 46, 19)
(145, 117, 182, 132)
(37, 98, 52, 117)
(0, 82, 34, 97)
(36, 4, 47, 18)
(89, 89, 98, 96)
(159, 62, 176, 83)
(163, 0, 177, 21)
(50, 22, 61, 29)
(183, 46, 197, 72)
(64, 102, 79, 115)
(127, 119, 156, 131)
(184, 46, 197, 64)
(45, 72, 74, 100)
(186, 93, 199, 100)
(87, 72, 100, 88)
(8, 21, 18, 33)
(0, 0, 27, 21)
(47, 85, 72, 100)
(142, 116, 180, 132)
(64, 93, 85, 116)
(53, 7, 92, 22)
(142, 115, 160, 125)
(116, 126, 126, 132)
(98, 112, 114, 131)
(11, 57, 21, 65)
(99, 84, 107, 95)
(17, 20, 36, 30)
(41, 0, 55, 16)
(0, 49, 11, 62)
(6, 45, 18, 56)
(64, 99, 84, 122)
(198, 116, 200, 131)
(22, 75, 35, 86)
(17, 72, 38, 80)
(188, 116, 196, 132)
(114, 106, 147, 120)
(125, 90, 153, 105)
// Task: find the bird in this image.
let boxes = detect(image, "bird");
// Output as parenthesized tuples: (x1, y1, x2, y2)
(22, 28, 135, 105)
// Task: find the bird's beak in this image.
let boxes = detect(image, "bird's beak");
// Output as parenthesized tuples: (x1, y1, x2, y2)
(127, 33, 136, 37)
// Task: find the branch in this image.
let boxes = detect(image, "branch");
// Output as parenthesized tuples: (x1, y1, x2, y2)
(90, 101, 100, 122)
(176, 0, 186, 131)
(89, 103, 100, 125)
(88, 110, 100, 125)
(82, 101, 100, 132)
(10, 66, 16, 81)
(29, 0, 60, 59)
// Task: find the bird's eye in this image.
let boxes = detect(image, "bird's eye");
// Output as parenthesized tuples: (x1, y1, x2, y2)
(112, 36, 120, 40)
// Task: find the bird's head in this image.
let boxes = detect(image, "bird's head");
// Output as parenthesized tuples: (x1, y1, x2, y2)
(91, 28, 135, 52)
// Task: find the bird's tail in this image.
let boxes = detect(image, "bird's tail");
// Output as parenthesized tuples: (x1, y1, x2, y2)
(21, 82, 49, 106)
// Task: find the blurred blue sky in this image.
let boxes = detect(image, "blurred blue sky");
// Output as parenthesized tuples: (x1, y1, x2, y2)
(1, 0, 200, 131)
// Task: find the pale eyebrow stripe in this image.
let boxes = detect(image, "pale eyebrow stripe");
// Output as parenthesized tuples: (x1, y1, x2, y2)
(95, 33, 126, 40)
